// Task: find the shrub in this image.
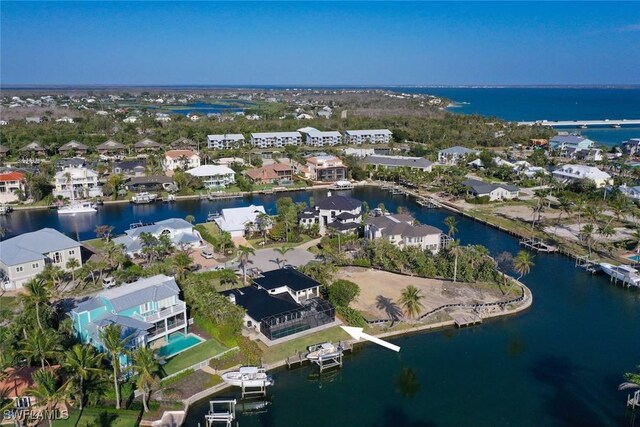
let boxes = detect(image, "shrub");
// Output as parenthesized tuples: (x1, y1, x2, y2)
(351, 258, 371, 267)
(336, 306, 367, 327)
(328, 279, 360, 307)
(161, 369, 194, 386)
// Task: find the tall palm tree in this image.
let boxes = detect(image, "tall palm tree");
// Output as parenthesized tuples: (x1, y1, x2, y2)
(171, 252, 193, 280)
(581, 223, 595, 256)
(255, 212, 273, 246)
(618, 365, 640, 391)
(513, 250, 535, 280)
(26, 369, 70, 427)
(65, 258, 80, 282)
(448, 241, 464, 282)
(237, 245, 255, 285)
(22, 279, 51, 331)
(129, 347, 161, 413)
(21, 329, 61, 369)
(398, 285, 425, 319)
(274, 246, 293, 268)
(99, 324, 131, 410)
(443, 216, 459, 238)
(218, 269, 239, 290)
(63, 344, 104, 410)
(554, 196, 573, 233)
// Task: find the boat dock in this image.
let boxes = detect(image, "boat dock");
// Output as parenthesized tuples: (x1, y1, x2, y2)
(628, 390, 640, 410)
(207, 192, 244, 200)
(205, 399, 236, 427)
(575, 255, 600, 274)
(286, 341, 352, 372)
(451, 312, 483, 328)
(519, 238, 558, 253)
(416, 197, 439, 208)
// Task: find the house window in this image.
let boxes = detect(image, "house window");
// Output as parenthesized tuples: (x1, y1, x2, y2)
(68, 249, 75, 255)
(53, 252, 62, 264)
(140, 302, 153, 314)
(15, 396, 30, 408)
(32, 263, 39, 269)
(16, 266, 23, 273)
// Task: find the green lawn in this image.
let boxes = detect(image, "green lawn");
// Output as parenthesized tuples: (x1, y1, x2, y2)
(197, 221, 221, 236)
(162, 338, 229, 376)
(261, 326, 350, 364)
(82, 237, 107, 251)
(54, 408, 140, 427)
(247, 234, 314, 250)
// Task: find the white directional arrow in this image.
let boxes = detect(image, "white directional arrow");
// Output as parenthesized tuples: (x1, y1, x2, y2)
(341, 326, 400, 352)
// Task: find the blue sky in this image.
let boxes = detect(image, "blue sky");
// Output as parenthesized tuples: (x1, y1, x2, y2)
(1, 1, 639, 86)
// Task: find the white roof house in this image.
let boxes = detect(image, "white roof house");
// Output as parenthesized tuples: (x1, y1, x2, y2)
(214, 204, 268, 237)
(344, 129, 393, 144)
(438, 146, 479, 164)
(113, 218, 202, 256)
(619, 184, 640, 200)
(552, 164, 613, 188)
(53, 167, 102, 199)
(207, 134, 245, 150)
(298, 127, 343, 147)
(250, 132, 303, 148)
(186, 165, 235, 188)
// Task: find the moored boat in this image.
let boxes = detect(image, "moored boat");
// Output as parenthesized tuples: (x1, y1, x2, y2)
(306, 342, 342, 361)
(331, 180, 354, 190)
(57, 201, 97, 215)
(221, 366, 274, 388)
(131, 192, 158, 204)
(599, 263, 640, 287)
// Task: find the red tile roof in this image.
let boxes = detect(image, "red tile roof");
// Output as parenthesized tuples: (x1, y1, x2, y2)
(0, 171, 25, 182)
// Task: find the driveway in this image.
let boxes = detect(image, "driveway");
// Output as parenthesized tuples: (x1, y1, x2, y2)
(249, 246, 318, 272)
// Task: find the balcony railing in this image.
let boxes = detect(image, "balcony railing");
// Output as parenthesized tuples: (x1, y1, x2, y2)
(136, 300, 186, 323)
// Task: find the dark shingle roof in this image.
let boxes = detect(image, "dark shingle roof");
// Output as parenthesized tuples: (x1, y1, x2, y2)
(221, 286, 300, 322)
(316, 195, 361, 211)
(463, 179, 519, 194)
(253, 269, 322, 292)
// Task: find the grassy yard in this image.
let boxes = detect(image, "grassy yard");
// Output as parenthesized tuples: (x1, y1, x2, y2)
(162, 338, 229, 376)
(82, 237, 107, 251)
(54, 407, 141, 427)
(197, 221, 220, 236)
(261, 326, 350, 364)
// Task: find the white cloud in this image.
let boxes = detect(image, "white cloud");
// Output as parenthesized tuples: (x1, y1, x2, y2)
(617, 23, 640, 32)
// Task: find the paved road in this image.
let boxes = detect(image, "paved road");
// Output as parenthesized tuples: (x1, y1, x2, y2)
(249, 246, 318, 272)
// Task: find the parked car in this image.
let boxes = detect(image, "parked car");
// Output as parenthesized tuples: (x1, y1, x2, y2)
(201, 248, 214, 259)
(283, 264, 297, 270)
(212, 265, 226, 271)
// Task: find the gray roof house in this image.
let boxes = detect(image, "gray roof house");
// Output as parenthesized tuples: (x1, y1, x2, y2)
(70, 274, 189, 363)
(437, 146, 479, 165)
(19, 141, 46, 156)
(299, 193, 363, 233)
(97, 140, 127, 156)
(58, 140, 89, 155)
(134, 138, 162, 152)
(463, 179, 520, 201)
(0, 228, 83, 290)
(365, 214, 446, 253)
(363, 155, 433, 172)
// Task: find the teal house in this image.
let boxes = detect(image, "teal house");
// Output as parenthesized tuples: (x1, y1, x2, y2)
(70, 274, 188, 363)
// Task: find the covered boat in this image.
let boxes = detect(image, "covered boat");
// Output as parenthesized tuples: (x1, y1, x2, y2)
(306, 342, 342, 361)
(221, 366, 274, 388)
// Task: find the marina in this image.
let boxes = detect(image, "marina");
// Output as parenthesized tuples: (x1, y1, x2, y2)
(518, 237, 558, 253)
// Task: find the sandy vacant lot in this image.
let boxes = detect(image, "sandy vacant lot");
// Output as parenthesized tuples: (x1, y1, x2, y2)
(543, 224, 634, 243)
(494, 204, 564, 222)
(335, 267, 509, 321)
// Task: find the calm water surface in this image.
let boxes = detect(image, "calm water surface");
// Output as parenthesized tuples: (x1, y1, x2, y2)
(3, 188, 638, 426)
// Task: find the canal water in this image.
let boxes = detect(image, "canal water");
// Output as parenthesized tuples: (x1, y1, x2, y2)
(3, 187, 639, 426)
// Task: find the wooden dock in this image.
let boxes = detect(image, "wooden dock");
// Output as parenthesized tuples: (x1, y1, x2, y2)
(575, 255, 600, 274)
(519, 238, 558, 253)
(451, 312, 483, 328)
(207, 192, 244, 200)
(628, 390, 640, 410)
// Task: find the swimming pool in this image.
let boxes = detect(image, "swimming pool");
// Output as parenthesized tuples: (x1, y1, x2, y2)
(628, 254, 640, 262)
(157, 333, 204, 358)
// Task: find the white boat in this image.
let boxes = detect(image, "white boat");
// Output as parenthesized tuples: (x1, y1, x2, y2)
(0, 205, 12, 215)
(57, 201, 97, 215)
(131, 192, 157, 204)
(221, 366, 274, 388)
(331, 180, 353, 190)
(599, 263, 640, 287)
(306, 342, 342, 361)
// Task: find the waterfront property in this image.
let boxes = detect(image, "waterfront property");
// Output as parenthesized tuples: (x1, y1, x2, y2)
(298, 127, 343, 147)
(305, 155, 348, 182)
(186, 165, 235, 188)
(0, 170, 25, 203)
(113, 218, 203, 257)
(207, 134, 246, 150)
(364, 213, 446, 253)
(549, 134, 595, 152)
(551, 164, 613, 188)
(344, 129, 393, 145)
(58, 140, 89, 156)
(214, 204, 268, 237)
(124, 175, 175, 192)
(362, 155, 433, 173)
(299, 192, 362, 233)
(250, 132, 303, 148)
(70, 274, 189, 364)
(114, 159, 146, 177)
(222, 269, 334, 341)
(53, 166, 103, 199)
(621, 138, 640, 156)
(245, 163, 294, 184)
(0, 228, 82, 290)
(164, 149, 201, 171)
(462, 179, 520, 201)
(437, 146, 479, 165)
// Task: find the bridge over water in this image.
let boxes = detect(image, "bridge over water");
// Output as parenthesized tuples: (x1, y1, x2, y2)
(517, 119, 640, 128)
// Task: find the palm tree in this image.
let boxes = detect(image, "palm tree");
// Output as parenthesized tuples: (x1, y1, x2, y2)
(554, 196, 573, 233)
(443, 216, 459, 238)
(398, 285, 425, 319)
(581, 223, 595, 256)
(99, 324, 131, 410)
(95, 225, 114, 242)
(26, 369, 70, 427)
(21, 329, 61, 369)
(22, 279, 51, 331)
(65, 258, 80, 282)
(63, 344, 104, 410)
(171, 252, 193, 280)
(185, 214, 195, 224)
(448, 241, 464, 282)
(129, 347, 160, 413)
(218, 269, 238, 290)
(237, 245, 255, 285)
(618, 365, 640, 391)
(513, 250, 535, 280)
(274, 246, 293, 268)
(255, 212, 273, 246)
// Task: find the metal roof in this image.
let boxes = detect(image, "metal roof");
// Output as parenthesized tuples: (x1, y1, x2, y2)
(363, 155, 433, 168)
(0, 228, 80, 266)
(97, 274, 180, 312)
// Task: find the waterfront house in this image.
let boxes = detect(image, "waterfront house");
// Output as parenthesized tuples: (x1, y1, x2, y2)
(97, 139, 127, 157)
(222, 269, 334, 341)
(245, 163, 294, 184)
(299, 192, 362, 233)
(124, 175, 175, 192)
(214, 204, 268, 237)
(134, 138, 162, 154)
(53, 166, 102, 199)
(207, 134, 246, 150)
(365, 213, 446, 253)
(621, 138, 640, 156)
(549, 135, 595, 153)
(19, 141, 46, 158)
(186, 164, 235, 188)
(462, 179, 520, 201)
(344, 129, 393, 145)
(163, 149, 201, 171)
(0, 228, 83, 290)
(0, 144, 9, 158)
(114, 159, 146, 177)
(70, 274, 188, 364)
(0, 171, 25, 203)
(363, 155, 433, 173)
(437, 146, 479, 165)
(250, 132, 303, 148)
(551, 164, 612, 188)
(619, 184, 640, 200)
(58, 140, 89, 156)
(306, 155, 348, 182)
(298, 127, 343, 147)
(113, 218, 202, 257)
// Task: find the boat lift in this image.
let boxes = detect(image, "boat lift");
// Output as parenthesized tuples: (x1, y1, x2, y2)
(205, 399, 236, 427)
